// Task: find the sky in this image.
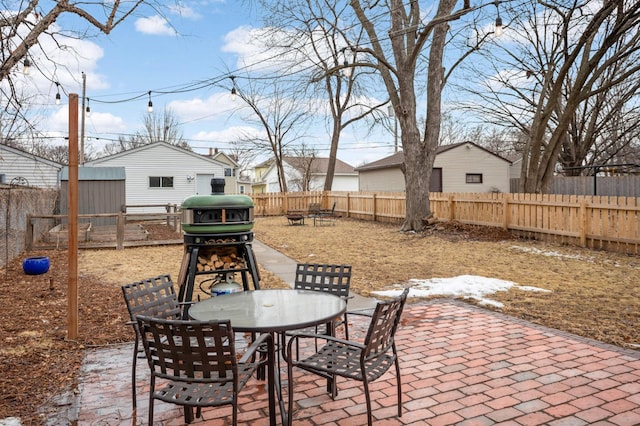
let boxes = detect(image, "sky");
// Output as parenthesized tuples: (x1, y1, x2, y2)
(16, 1, 399, 168)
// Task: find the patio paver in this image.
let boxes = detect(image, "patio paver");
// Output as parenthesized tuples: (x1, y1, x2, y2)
(74, 299, 640, 425)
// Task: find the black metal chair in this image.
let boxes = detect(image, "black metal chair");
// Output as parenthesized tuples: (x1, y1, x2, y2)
(293, 263, 352, 339)
(136, 315, 274, 425)
(285, 288, 409, 426)
(120, 274, 186, 415)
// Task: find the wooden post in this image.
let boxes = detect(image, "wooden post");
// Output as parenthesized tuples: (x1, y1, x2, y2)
(116, 212, 124, 250)
(68, 94, 79, 340)
(579, 199, 587, 247)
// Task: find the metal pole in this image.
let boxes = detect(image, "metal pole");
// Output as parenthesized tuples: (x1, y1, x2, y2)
(394, 116, 398, 153)
(80, 72, 86, 165)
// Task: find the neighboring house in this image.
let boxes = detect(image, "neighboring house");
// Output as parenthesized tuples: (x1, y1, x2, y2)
(0, 143, 62, 188)
(356, 142, 512, 193)
(203, 147, 244, 193)
(252, 156, 359, 193)
(84, 141, 229, 211)
(251, 158, 273, 194)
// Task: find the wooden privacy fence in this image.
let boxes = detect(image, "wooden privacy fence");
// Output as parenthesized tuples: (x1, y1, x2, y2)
(250, 191, 640, 255)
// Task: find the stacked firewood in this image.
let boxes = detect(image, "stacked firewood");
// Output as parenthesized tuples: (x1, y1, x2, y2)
(196, 246, 246, 272)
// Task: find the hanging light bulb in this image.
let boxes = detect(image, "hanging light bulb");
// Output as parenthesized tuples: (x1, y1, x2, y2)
(495, 15, 503, 36)
(494, 0, 503, 36)
(147, 91, 153, 112)
(23, 58, 31, 75)
(85, 98, 91, 116)
(55, 82, 61, 105)
(230, 76, 237, 101)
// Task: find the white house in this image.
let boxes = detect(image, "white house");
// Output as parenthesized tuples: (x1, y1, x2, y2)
(0, 144, 62, 188)
(84, 142, 230, 211)
(356, 142, 512, 193)
(253, 156, 359, 193)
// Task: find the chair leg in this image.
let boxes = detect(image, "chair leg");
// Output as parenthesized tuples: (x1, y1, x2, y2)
(131, 337, 138, 413)
(343, 313, 349, 340)
(148, 377, 155, 425)
(363, 378, 373, 426)
(394, 356, 402, 418)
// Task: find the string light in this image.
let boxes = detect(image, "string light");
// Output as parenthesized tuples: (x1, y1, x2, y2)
(494, 0, 503, 36)
(147, 91, 153, 112)
(23, 58, 31, 75)
(230, 76, 237, 101)
(55, 82, 61, 105)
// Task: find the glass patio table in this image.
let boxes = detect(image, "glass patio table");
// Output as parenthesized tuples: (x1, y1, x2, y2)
(189, 289, 347, 425)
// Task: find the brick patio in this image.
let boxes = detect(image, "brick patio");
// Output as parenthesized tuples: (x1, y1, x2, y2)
(75, 299, 640, 425)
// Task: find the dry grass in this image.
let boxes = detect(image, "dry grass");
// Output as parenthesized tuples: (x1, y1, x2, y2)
(1, 216, 639, 424)
(252, 216, 640, 349)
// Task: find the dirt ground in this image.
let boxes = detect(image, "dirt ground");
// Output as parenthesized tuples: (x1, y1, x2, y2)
(1, 217, 639, 424)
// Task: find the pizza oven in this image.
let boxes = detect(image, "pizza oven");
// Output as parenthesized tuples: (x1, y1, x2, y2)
(181, 178, 254, 234)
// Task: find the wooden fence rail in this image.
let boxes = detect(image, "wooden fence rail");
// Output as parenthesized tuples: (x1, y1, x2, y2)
(250, 191, 640, 255)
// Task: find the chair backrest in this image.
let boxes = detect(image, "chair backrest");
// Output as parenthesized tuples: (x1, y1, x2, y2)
(136, 315, 237, 383)
(308, 203, 322, 215)
(121, 274, 182, 324)
(294, 263, 352, 299)
(362, 288, 409, 361)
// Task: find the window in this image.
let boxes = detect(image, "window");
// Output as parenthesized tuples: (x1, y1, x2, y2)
(466, 173, 483, 184)
(239, 185, 245, 194)
(224, 168, 235, 177)
(149, 176, 174, 188)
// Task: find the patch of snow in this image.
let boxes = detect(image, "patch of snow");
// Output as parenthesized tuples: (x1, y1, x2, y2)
(0, 418, 22, 426)
(510, 245, 591, 261)
(372, 275, 550, 307)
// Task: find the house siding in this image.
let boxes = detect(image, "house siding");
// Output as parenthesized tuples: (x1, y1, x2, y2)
(86, 143, 226, 211)
(358, 168, 405, 192)
(0, 145, 61, 188)
(435, 144, 510, 193)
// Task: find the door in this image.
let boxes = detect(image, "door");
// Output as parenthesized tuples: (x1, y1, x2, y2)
(430, 168, 442, 192)
(196, 174, 215, 195)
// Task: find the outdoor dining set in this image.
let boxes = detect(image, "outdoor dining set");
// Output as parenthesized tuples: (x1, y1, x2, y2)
(121, 263, 410, 426)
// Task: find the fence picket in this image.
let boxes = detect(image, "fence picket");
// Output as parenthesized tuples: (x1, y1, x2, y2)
(250, 191, 640, 255)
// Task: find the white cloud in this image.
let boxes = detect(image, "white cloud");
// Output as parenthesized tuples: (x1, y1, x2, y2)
(45, 106, 127, 135)
(134, 16, 177, 36)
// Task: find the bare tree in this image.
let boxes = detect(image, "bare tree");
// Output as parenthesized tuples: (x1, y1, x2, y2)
(1, 0, 159, 84)
(259, 0, 387, 191)
(100, 108, 188, 155)
(231, 77, 311, 193)
(287, 144, 319, 191)
(350, 0, 477, 230)
(136, 108, 188, 147)
(459, 0, 640, 192)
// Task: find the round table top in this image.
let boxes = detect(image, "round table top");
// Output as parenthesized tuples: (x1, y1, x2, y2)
(188, 289, 346, 333)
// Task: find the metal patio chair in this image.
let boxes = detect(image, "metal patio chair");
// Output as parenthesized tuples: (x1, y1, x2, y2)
(285, 288, 409, 426)
(136, 315, 274, 425)
(293, 263, 352, 339)
(120, 274, 186, 414)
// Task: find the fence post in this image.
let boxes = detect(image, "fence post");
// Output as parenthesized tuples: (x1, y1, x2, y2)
(502, 194, 510, 230)
(579, 199, 587, 247)
(26, 214, 34, 251)
(347, 193, 351, 218)
(448, 194, 455, 221)
(372, 193, 377, 221)
(116, 212, 124, 250)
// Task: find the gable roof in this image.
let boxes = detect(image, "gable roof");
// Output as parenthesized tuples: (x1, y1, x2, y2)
(0, 143, 63, 168)
(354, 141, 511, 171)
(284, 156, 356, 175)
(87, 141, 224, 166)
